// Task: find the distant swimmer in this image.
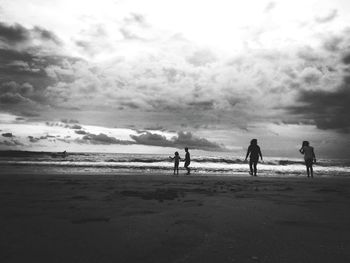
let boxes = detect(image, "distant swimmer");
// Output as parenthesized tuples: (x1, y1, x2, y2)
(245, 139, 263, 176)
(184, 147, 191, 175)
(299, 141, 316, 178)
(169, 151, 181, 175)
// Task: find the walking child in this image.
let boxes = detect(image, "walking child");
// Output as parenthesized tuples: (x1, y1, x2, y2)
(169, 151, 181, 175)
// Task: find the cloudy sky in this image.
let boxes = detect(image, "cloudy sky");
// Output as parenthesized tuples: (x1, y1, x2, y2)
(0, 0, 350, 158)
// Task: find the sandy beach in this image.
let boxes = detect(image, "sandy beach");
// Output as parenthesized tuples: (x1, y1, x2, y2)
(1, 171, 349, 263)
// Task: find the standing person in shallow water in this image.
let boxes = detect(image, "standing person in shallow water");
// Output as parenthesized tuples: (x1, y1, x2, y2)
(245, 139, 263, 176)
(184, 147, 191, 175)
(299, 141, 316, 178)
(169, 151, 181, 175)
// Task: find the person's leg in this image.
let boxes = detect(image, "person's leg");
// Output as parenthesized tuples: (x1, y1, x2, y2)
(310, 164, 313, 178)
(249, 160, 253, 175)
(253, 161, 257, 176)
(185, 162, 190, 174)
(305, 159, 312, 178)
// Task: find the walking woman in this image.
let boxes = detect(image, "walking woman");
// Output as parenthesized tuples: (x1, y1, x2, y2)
(245, 139, 263, 176)
(299, 141, 316, 178)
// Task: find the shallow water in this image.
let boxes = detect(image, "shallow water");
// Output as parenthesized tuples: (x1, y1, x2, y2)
(0, 151, 349, 177)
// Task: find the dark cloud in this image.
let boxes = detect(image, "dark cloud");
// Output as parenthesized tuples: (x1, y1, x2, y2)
(0, 139, 22, 146)
(0, 22, 28, 43)
(2, 132, 13, 137)
(0, 49, 47, 83)
(61, 119, 79, 124)
(187, 100, 214, 110)
(288, 82, 350, 132)
(300, 67, 322, 85)
(27, 134, 55, 143)
(0, 48, 79, 80)
(0, 21, 61, 45)
(19, 83, 34, 94)
(20, 111, 40, 117)
(0, 81, 18, 93)
(0, 92, 32, 104)
(28, 135, 40, 143)
(297, 46, 322, 62)
(0, 132, 23, 146)
(120, 101, 141, 109)
(130, 132, 173, 147)
(70, 124, 82, 129)
(80, 132, 134, 145)
(144, 125, 165, 131)
(173, 131, 223, 150)
(39, 134, 56, 139)
(0, 48, 34, 64)
(315, 9, 338, 23)
(0, 81, 34, 97)
(323, 36, 343, 52)
(130, 131, 225, 151)
(46, 121, 64, 127)
(45, 121, 82, 130)
(75, 130, 87, 135)
(0, 22, 83, 114)
(32, 26, 61, 45)
(0, 49, 81, 113)
(287, 51, 350, 131)
(342, 54, 350, 65)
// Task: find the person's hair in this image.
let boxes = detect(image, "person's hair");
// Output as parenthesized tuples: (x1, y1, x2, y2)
(250, 139, 257, 145)
(175, 151, 179, 156)
(185, 147, 188, 151)
(302, 141, 309, 147)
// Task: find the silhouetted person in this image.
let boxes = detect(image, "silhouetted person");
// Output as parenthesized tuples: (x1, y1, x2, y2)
(245, 139, 263, 176)
(184, 147, 191, 175)
(299, 141, 316, 178)
(169, 151, 181, 175)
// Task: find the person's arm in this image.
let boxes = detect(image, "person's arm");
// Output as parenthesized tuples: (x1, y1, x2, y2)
(245, 147, 250, 160)
(312, 148, 316, 163)
(259, 148, 263, 161)
(299, 146, 304, 154)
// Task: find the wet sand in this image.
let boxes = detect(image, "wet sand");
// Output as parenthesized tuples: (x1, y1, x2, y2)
(0, 171, 349, 263)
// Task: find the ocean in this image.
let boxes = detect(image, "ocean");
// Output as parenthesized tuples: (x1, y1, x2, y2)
(0, 151, 349, 177)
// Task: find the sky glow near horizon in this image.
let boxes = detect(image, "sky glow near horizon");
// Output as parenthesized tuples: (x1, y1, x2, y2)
(0, 0, 350, 158)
